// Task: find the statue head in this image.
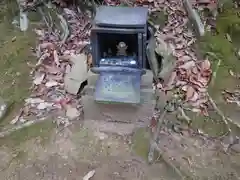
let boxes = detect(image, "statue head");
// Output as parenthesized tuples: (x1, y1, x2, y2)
(117, 41, 128, 50)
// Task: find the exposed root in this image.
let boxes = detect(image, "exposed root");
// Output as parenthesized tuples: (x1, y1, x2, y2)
(177, 107, 191, 125)
(0, 117, 48, 138)
(151, 142, 186, 179)
(211, 58, 221, 86)
(148, 108, 167, 164)
(208, 93, 232, 133)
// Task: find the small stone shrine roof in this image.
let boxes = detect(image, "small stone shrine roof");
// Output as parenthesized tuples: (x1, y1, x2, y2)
(94, 6, 148, 28)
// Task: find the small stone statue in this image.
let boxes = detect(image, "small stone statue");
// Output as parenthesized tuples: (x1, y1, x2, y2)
(116, 41, 128, 56)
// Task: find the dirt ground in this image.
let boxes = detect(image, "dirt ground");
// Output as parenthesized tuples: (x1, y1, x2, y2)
(0, 117, 239, 180)
(0, 120, 183, 180)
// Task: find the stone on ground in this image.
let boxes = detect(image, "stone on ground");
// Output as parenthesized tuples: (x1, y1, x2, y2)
(64, 54, 88, 95)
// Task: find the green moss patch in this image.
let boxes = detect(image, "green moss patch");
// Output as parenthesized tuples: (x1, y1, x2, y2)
(131, 128, 151, 159)
(0, 0, 38, 127)
(0, 121, 55, 148)
(193, 4, 240, 136)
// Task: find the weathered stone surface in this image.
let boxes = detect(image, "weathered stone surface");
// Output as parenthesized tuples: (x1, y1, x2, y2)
(85, 70, 153, 89)
(82, 95, 154, 124)
(65, 105, 81, 120)
(84, 120, 137, 136)
(95, 6, 148, 28)
(64, 54, 88, 95)
(82, 70, 154, 123)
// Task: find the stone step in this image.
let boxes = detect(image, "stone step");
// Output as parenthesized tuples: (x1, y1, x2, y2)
(82, 94, 154, 123)
(86, 69, 153, 89)
(81, 69, 154, 123)
(83, 120, 140, 136)
(82, 86, 154, 103)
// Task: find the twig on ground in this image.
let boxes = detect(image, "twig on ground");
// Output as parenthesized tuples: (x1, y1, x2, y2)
(207, 93, 232, 133)
(206, 52, 221, 87)
(177, 107, 192, 124)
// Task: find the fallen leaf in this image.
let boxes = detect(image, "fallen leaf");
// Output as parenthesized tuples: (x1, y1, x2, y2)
(45, 80, 58, 88)
(37, 102, 54, 110)
(25, 98, 45, 104)
(33, 73, 45, 85)
(186, 86, 195, 101)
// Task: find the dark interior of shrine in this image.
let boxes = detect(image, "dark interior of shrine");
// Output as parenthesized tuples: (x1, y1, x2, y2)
(96, 32, 154, 69)
(97, 33, 138, 58)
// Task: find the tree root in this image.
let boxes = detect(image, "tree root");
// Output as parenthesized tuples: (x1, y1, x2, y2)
(207, 93, 240, 132)
(0, 117, 47, 138)
(151, 141, 186, 179)
(211, 58, 221, 87)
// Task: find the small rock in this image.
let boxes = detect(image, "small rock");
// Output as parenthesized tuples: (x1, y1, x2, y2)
(94, 131, 108, 140)
(64, 54, 88, 95)
(65, 105, 80, 120)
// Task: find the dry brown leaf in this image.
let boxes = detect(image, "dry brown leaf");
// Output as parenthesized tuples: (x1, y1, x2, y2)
(186, 86, 195, 101)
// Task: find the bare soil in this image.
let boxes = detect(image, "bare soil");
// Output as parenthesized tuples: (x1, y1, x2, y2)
(0, 118, 239, 180)
(0, 121, 182, 180)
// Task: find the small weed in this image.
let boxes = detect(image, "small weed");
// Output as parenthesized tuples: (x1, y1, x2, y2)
(192, 3, 240, 136)
(0, 0, 37, 127)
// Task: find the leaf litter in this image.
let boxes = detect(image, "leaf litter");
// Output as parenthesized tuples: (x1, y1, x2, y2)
(9, 0, 221, 129)
(144, 0, 240, 176)
(8, 1, 92, 126)
(147, 0, 212, 116)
